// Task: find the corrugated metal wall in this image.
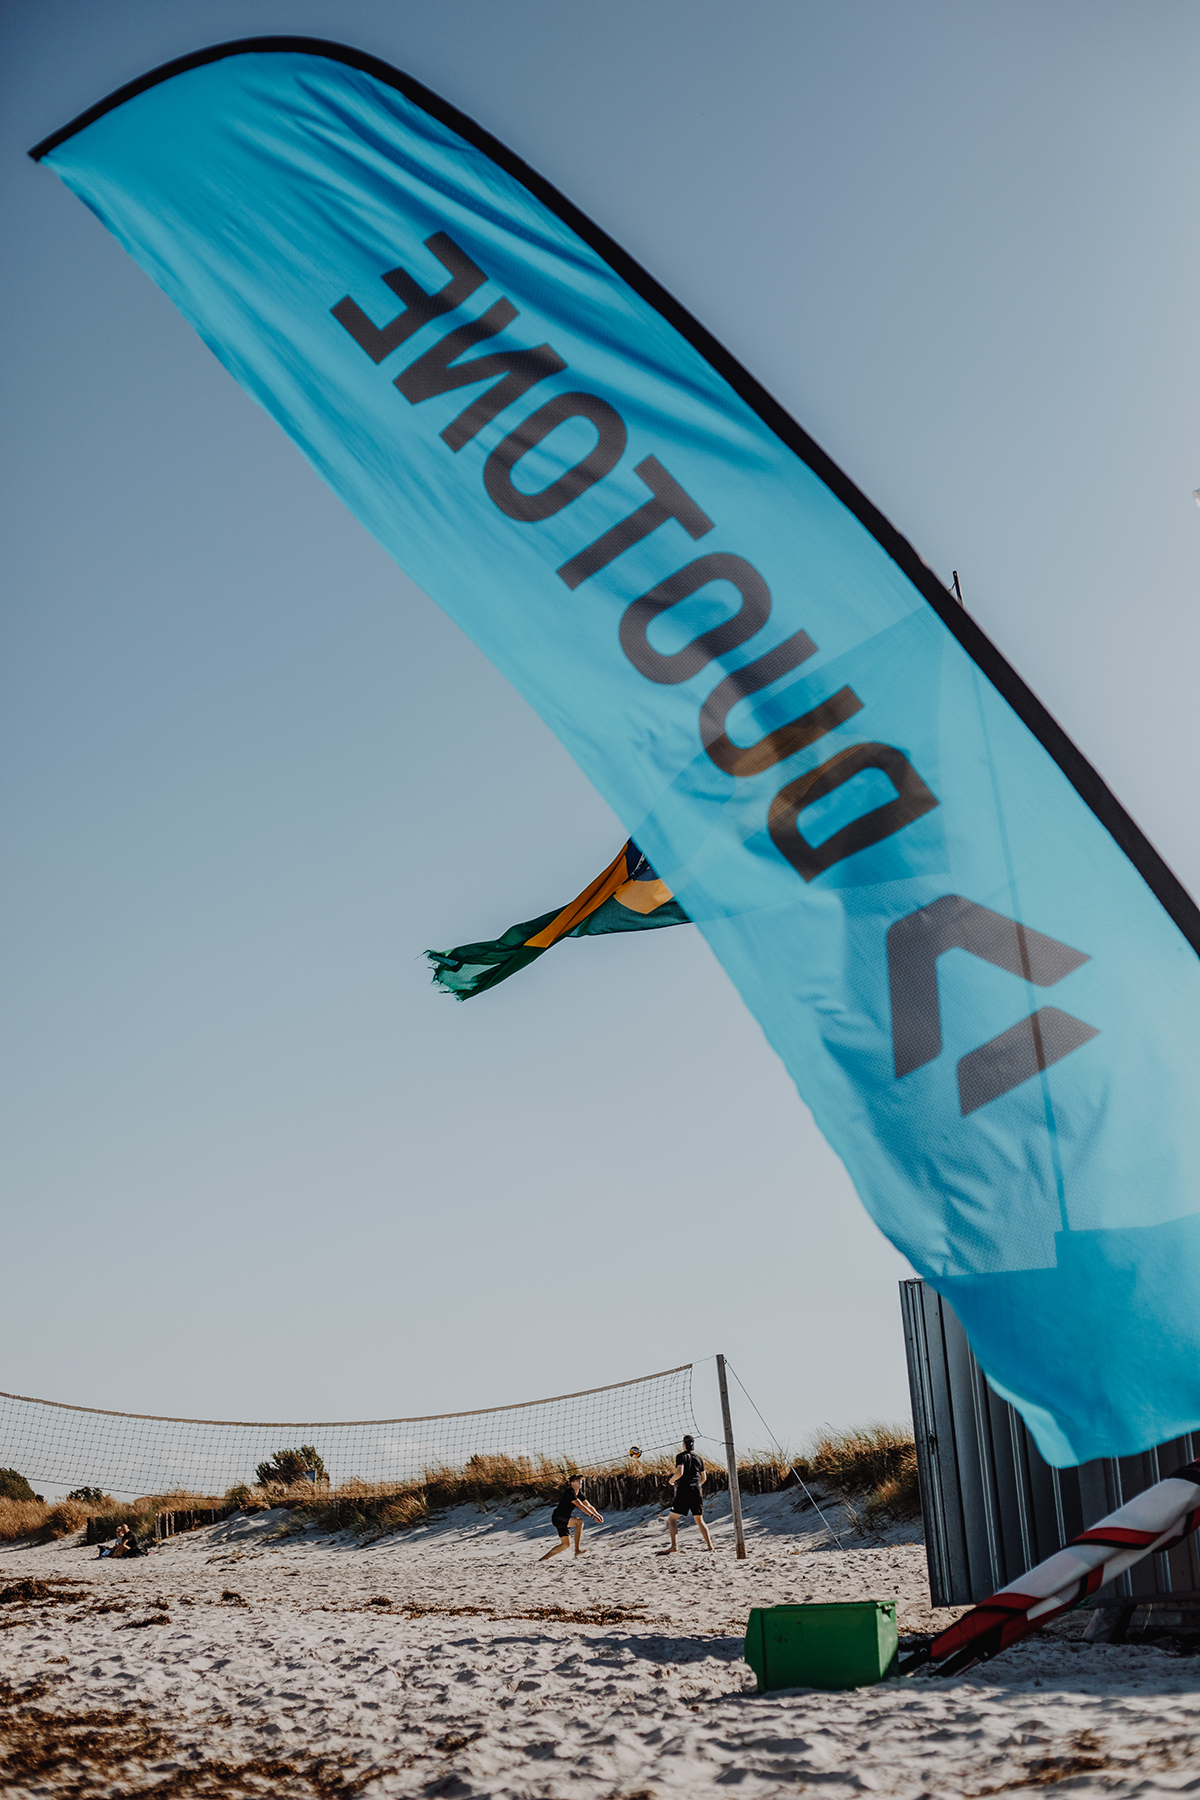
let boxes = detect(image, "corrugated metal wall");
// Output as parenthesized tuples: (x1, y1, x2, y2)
(900, 1278, 1200, 1608)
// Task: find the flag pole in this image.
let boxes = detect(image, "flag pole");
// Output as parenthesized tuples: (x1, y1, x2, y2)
(717, 1354, 747, 1559)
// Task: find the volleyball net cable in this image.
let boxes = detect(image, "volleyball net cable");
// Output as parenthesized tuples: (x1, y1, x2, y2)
(0, 1364, 697, 1498)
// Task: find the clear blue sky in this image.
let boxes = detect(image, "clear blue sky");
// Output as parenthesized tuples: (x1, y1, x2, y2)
(2, 1, 1197, 1468)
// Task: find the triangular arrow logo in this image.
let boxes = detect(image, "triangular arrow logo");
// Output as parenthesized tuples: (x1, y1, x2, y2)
(887, 895, 1098, 1114)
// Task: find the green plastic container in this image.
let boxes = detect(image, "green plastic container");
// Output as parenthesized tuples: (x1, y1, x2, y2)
(743, 1601, 899, 1692)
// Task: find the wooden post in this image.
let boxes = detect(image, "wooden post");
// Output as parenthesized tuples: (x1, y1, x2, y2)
(717, 1354, 747, 1560)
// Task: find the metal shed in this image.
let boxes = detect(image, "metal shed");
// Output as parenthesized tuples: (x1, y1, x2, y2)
(900, 1278, 1200, 1616)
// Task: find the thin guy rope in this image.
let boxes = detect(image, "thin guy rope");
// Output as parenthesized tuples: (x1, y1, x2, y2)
(725, 1361, 844, 1548)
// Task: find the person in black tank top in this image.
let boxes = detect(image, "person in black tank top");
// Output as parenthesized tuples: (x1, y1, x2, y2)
(540, 1473, 604, 1560)
(665, 1435, 714, 1552)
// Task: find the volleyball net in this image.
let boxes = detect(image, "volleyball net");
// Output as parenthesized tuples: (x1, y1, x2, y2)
(0, 1364, 697, 1498)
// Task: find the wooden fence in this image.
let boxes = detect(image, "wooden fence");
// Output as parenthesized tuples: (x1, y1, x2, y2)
(85, 1504, 232, 1546)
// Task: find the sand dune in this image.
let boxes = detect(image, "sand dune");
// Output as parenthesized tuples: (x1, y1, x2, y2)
(1, 1489, 1197, 1796)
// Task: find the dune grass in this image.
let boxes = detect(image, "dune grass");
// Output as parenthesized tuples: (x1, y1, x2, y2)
(788, 1424, 921, 1526)
(859, 1454, 921, 1527)
(223, 1449, 796, 1538)
(0, 1489, 228, 1546)
(0, 1496, 91, 1544)
(225, 1434, 920, 1540)
(0, 1427, 920, 1546)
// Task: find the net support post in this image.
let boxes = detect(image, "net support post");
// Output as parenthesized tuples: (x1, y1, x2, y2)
(717, 1354, 747, 1559)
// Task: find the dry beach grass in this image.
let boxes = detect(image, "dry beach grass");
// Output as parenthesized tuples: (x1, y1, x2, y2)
(0, 1492, 227, 1547)
(0, 1425, 918, 1549)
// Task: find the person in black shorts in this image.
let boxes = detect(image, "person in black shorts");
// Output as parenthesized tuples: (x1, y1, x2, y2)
(666, 1434, 714, 1552)
(540, 1474, 603, 1560)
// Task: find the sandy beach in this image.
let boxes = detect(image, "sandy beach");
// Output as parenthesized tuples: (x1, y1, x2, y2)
(2, 1490, 1198, 1797)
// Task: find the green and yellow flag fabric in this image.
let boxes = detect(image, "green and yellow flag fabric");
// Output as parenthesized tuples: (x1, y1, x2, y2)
(426, 842, 689, 999)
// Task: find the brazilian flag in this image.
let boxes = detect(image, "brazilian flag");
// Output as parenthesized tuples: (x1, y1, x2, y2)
(427, 842, 689, 1000)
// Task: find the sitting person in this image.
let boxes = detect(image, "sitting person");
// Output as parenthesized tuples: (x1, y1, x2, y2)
(100, 1523, 146, 1558)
